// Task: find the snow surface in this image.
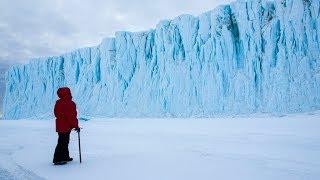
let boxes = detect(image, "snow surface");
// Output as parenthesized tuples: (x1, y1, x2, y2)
(0, 113, 320, 180)
(4, 0, 320, 119)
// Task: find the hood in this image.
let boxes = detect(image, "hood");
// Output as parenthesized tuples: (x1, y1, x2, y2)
(57, 87, 72, 100)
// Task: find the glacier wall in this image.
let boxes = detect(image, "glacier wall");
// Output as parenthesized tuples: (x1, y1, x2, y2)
(4, 0, 320, 119)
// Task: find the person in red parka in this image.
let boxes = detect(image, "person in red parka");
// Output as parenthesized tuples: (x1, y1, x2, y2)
(53, 87, 80, 165)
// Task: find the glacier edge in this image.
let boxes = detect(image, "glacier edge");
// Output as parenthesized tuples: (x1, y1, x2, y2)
(3, 0, 320, 119)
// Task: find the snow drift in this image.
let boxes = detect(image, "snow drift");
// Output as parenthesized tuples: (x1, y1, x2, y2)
(3, 0, 320, 119)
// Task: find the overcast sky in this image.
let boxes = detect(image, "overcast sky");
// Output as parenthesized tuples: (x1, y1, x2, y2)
(0, 0, 232, 112)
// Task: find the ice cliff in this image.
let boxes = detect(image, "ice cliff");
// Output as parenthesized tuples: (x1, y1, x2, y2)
(3, 0, 320, 119)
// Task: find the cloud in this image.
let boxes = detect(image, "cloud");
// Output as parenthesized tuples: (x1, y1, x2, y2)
(0, 0, 233, 63)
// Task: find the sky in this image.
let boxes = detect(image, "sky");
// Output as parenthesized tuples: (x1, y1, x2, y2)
(0, 0, 233, 112)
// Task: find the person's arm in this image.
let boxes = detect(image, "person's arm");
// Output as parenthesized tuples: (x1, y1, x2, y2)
(68, 101, 79, 129)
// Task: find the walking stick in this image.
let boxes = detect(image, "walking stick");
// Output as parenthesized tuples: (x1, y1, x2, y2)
(77, 130, 82, 163)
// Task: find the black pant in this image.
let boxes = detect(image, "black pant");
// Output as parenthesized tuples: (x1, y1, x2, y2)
(53, 132, 70, 163)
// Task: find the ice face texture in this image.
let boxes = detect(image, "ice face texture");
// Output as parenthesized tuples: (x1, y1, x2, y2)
(3, 0, 320, 119)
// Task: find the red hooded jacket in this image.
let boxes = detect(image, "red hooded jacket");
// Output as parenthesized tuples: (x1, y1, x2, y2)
(54, 87, 79, 133)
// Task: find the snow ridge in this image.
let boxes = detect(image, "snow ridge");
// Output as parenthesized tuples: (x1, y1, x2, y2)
(4, 0, 320, 119)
